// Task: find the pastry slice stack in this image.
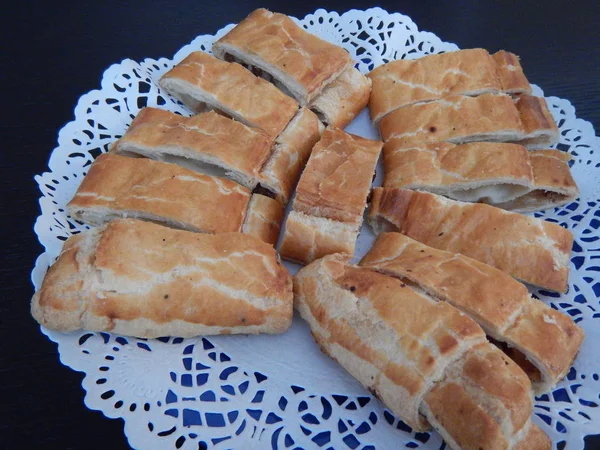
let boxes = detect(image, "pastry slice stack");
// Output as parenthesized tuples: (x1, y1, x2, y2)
(294, 254, 552, 449)
(369, 48, 578, 212)
(211, 8, 371, 128)
(360, 232, 584, 394)
(280, 127, 382, 264)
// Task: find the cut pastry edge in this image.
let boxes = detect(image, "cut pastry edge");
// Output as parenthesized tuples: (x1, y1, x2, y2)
(159, 76, 296, 139)
(242, 194, 284, 246)
(213, 43, 353, 106)
(308, 66, 372, 128)
(113, 141, 260, 190)
(159, 52, 299, 139)
(279, 211, 359, 264)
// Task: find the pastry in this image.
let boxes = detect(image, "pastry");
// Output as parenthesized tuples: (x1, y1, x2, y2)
(160, 51, 298, 138)
(308, 66, 371, 128)
(111, 107, 273, 191)
(360, 232, 584, 393)
(212, 9, 353, 105)
(368, 188, 573, 292)
(279, 127, 382, 263)
(382, 141, 534, 204)
(378, 93, 559, 150)
(259, 107, 324, 203)
(496, 149, 579, 212)
(368, 48, 531, 124)
(31, 219, 293, 337)
(294, 254, 548, 449)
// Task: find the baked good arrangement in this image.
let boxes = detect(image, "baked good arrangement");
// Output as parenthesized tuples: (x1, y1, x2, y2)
(32, 7, 593, 449)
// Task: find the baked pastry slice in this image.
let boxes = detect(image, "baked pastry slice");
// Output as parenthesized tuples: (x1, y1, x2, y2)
(111, 107, 273, 191)
(496, 150, 579, 212)
(160, 51, 298, 139)
(368, 48, 531, 124)
(67, 153, 283, 245)
(360, 232, 584, 393)
(294, 254, 549, 449)
(368, 188, 573, 292)
(378, 93, 559, 150)
(31, 219, 293, 338)
(241, 193, 285, 245)
(382, 141, 534, 204)
(280, 127, 382, 263)
(212, 9, 353, 105)
(308, 66, 371, 128)
(258, 107, 324, 203)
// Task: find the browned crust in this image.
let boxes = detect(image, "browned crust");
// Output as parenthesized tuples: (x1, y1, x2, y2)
(294, 127, 382, 224)
(367, 49, 502, 123)
(496, 149, 579, 212)
(368, 188, 573, 292)
(491, 50, 532, 94)
(242, 194, 284, 246)
(378, 93, 523, 144)
(67, 153, 251, 234)
(32, 219, 293, 337)
(360, 232, 584, 391)
(382, 140, 534, 195)
(279, 211, 358, 264)
(112, 107, 273, 185)
(515, 95, 559, 139)
(423, 344, 534, 449)
(259, 107, 323, 203)
(309, 66, 372, 128)
(160, 51, 298, 138)
(213, 9, 353, 104)
(293, 255, 486, 431)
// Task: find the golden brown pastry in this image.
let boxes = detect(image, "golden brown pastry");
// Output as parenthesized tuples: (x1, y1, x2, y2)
(360, 232, 584, 393)
(279, 128, 382, 263)
(212, 9, 354, 105)
(31, 219, 293, 337)
(382, 141, 534, 204)
(294, 254, 548, 449)
(160, 51, 299, 139)
(308, 66, 371, 128)
(368, 188, 573, 292)
(378, 93, 559, 150)
(67, 153, 250, 232)
(241, 193, 285, 245)
(496, 150, 579, 212)
(259, 107, 324, 203)
(111, 107, 273, 190)
(368, 49, 532, 124)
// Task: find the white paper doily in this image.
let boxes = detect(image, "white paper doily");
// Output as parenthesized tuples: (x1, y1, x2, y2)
(32, 7, 600, 450)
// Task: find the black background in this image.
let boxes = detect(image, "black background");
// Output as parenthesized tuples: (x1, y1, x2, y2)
(2, 1, 599, 449)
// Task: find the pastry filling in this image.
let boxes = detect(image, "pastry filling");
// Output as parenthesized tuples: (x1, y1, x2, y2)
(443, 183, 530, 204)
(490, 338, 542, 382)
(310, 107, 329, 127)
(252, 184, 277, 200)
(222, 52, 296, 100)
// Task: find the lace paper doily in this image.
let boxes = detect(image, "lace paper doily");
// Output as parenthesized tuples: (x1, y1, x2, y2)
(32, 8, 600, 450)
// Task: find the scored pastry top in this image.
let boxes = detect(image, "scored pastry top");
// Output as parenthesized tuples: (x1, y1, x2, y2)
(213, 8, 353, 104)
(293, 127, 382, 225)
(112, 107, 274, 188)
(160, 51, 299, 139)
(368, 48, 532, 123)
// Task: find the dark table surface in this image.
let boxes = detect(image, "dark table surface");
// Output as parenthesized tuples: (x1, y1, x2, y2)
(2, 1, 599, 449)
